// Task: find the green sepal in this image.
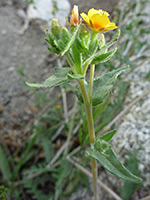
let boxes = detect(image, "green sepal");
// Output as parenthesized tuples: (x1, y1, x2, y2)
(26, 68, 72, 88)
(86, 135, 142, 183)
(92, 48, 117, 64)
(92, 65, 129, 106)
(88, 32, 99, 56)
(77, 24, 91, 51)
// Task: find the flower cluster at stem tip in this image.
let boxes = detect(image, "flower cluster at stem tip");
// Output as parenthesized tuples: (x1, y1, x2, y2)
(70, 5, 117, 32)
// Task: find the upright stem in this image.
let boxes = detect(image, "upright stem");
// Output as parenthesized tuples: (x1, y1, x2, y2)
(78, 64, 98, 200)
(65, 52, 77, 74)
(88, 64, 95, 100)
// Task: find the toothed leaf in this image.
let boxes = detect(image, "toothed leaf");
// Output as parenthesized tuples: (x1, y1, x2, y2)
(92, 66, 129, 106)
(86, 136, 142, 183)
(92, 48, 117, 64)
(26, 68, 71, 88)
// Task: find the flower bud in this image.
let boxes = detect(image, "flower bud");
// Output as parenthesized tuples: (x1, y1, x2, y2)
(51, 19, 62, 39)
(70, 5, 79, 26)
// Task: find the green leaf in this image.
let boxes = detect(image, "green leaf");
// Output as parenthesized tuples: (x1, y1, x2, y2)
(40, 135, 55, 163)
(88, 32, 99, 56)
(68, 73, 84, 80)
(100, 130, 117, 142)
(56, 28, 70, 54)
(76, 66, 129, 106)
(58, 25, 80, 56)
(92, 48, 117, 64)
(78, 24, 91, 51)
(47, 46, 60, 54)
(0, 186, 9, 199)
(26, 68, 71, 88)
(93, 99, 110, 122)
(0, 145, 12, 181)
(72, 42, 82, 74)
(86, 138, 142, 183)
(120, 151, 142, 200)
(45, 31, 60, 54)
(106, 29, 120, 49)
(51, 19, 62, 40)
(92, 66, 129, 106)
(82, 30, 120, 68)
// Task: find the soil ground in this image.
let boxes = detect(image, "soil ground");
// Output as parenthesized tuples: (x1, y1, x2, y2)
(1, 0, 150, 200)
(0, 0, 118, 139)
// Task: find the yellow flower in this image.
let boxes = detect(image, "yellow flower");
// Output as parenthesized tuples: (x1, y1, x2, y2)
(70, 5, 79, 26)
(81, 8, 117, 32)
(52, 7, 56, 12)
(56, 105, 61, 109)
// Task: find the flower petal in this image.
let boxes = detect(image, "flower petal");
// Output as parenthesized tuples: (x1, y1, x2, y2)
(105, 22, 118, 30)
(88, 8, 100, 18)
(81, 8, 117, 33)
(80, 13, 90, 26)
(90, 13, 110, 29)
(99, 9, 109, 16)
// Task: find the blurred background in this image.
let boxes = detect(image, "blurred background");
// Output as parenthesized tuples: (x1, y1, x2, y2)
(0, 0, 150, 199)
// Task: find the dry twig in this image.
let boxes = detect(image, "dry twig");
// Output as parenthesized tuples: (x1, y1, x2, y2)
(98, 90, 150, 136)
(140, 196, 150, 200)
(67, 156, 122, 200)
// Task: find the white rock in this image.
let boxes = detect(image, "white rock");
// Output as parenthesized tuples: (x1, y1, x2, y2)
(27, 0, 71, 27)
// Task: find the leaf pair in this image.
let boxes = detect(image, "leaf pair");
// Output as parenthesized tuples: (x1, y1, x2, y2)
(77, 65, 129, 106)
(86, 130, 142, 183)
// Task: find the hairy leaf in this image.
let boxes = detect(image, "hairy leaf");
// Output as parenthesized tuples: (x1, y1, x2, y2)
(45, 31, 60, 54)
(92, 48, 117, 64)
(58, 25, 80, 56)
(26, 68, 71, 88)
(86, 137, 142, 183)
(120, 152, 142, 200)
(67, 73, 84, 80)
(0, 145, 12, 181)
(82, 30, 120, 68)
(76, 66, 129, 106)
(92, 66, 129, 106)
(100, 130, 117, 142)
(72, 42, 82, 74)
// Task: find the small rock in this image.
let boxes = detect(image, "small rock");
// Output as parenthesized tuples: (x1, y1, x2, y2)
(1, 29, 6, 35)
(27, 0, 71, 28)
(8, 66, 15, 72)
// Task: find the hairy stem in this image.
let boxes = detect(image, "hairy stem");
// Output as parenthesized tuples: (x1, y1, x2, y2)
(88, 64, 95, 100)
(78, 76, 98, 200)
(65, 52, 77, 74)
